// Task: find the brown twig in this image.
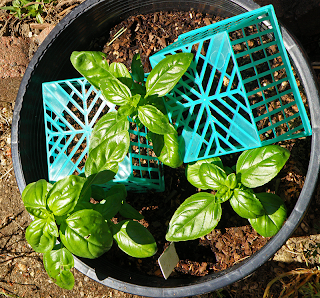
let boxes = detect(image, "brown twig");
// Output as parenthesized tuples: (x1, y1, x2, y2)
(263, 268, 320, 298)
(107, 27, 127, 46)
(0, 288, 24, 298)
(0, 167, 13, 181)
(0, 15, 13, 37)
(281, 273, 313, 298)
(22, 1, 43, 8)
(57, 3, 77, 16)
(0, 112, 10, 125)
(233, 255, 250, 265)
(0, 252, 34, 265)
(29, 22, 51, 29)
(55, 0, 80, 9)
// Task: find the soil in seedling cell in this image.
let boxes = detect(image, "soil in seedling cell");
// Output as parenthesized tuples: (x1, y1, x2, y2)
(63, 87, 113, 173)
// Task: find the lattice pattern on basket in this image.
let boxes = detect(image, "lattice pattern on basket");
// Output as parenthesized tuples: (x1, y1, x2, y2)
(42, 77, 164, 192)
(149, 5, 312, 163)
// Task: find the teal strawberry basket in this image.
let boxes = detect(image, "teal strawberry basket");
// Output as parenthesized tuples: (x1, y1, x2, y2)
(42, 77, 164, 192)
(149, 5, 312, 163)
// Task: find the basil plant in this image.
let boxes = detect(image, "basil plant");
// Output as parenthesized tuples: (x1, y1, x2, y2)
(22, 174, 157, 290)
(70, 51, 193, 168)
(20, 51, 195, 290)
(166, 145, 290, 241)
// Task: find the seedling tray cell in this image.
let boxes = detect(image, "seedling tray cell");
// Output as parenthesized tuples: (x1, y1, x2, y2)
(42, 77, 164, 192)
(149, 5, 312, 163)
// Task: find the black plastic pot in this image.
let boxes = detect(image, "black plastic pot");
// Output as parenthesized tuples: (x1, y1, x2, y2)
(11, 0, 320, 297)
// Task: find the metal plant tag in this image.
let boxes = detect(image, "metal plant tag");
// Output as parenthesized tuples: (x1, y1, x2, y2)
(158, 242, 179, 279)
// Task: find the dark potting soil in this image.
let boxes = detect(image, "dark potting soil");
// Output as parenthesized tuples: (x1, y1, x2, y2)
(87, 11, 311, 278)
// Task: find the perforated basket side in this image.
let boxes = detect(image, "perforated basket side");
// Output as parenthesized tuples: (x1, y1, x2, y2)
(43, 78, 107, 181)
(42, 78, 164, 192)
(226, 5, 312, 144)
(161, 31, 262, 162)
(150, 4, 312, 163)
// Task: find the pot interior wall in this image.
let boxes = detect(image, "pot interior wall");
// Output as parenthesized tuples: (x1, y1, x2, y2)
(12, 0, 320, 296)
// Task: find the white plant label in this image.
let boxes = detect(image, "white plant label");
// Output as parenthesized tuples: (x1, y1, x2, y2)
(158, 242, 179, 279)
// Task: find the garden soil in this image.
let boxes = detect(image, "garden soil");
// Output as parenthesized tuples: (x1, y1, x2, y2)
(1, 0, 320, 297)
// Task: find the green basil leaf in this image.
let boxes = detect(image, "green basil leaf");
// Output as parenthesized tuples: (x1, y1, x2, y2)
(47, 175, 86, 216)
(140, 95, 167, 114)
(249, 193, 287, 237)
(151, 132, 183, 168)
(146, 53, 193, 97)
(21, 181, 36, 200)
(199, 163, 227, 190)
(60, 209, 113, 259)
(89, 111, 129, 153)
(131, 82, 146, 97)
(112, 220, 157, 258)
(93, 185, 127, 219)
(70, 51, 112, 89)
(22, 179, 52, 219)
(236, 145, 290, 188)
(138, 105, 176, 135)
(150, 132, 164, 156)
(46, 215, 59, 237)
(85, 169, 116, 188)
(131, 53, 144, 83)
(134, 117, 144, 130)
(106, 184, 127, 199)
(69, 200, 94, 215)
(91, 185, 106, 201)
(43, 244, 75, 290)
(118, 104, 136, 118)
(229, 188, 264, 219)
(186, 157, 224, 189)
(225, 166, 235, 176)
(109, 62, 132, 88)
(78, 178, 92, 203)
(100, 77, 132, 106)
(225, 173, 238, 189)
(130, 94, 141, 108)
(216, 186, 233, 203)
(166, 192, 222, 241)
(25, 218, 56, 253)
(55, 215, 68, 226)
(85, 131, 130, 182)
(94, 194, 122, 220)
(119, 202, 144, 220)
(102, 130, 130, 164)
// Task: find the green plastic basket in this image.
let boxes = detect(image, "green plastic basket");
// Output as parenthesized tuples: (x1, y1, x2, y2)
(42, 77, 164, 192)
(149, 5, 312, 163)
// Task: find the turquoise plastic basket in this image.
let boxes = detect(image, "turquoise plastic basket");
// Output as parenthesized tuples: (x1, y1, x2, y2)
(149, 5, 312, 163)
(42, 77, 164, 192)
